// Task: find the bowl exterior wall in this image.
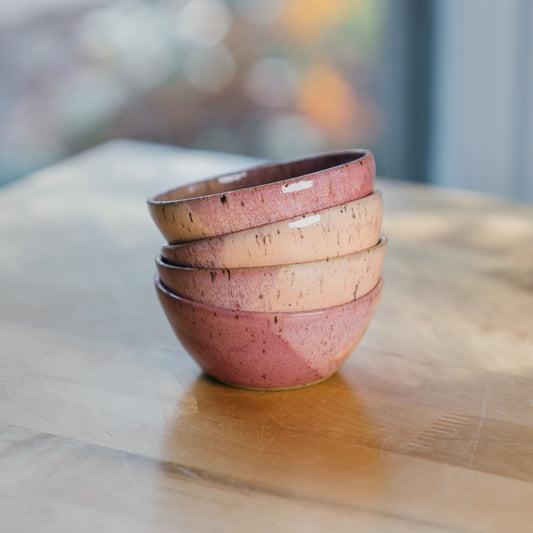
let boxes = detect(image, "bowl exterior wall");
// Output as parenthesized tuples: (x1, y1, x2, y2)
(149, 151, 375, 243)
(155, 277, 383, 389)
(162, 192, 382, 269)
(156, 239, 386, 312)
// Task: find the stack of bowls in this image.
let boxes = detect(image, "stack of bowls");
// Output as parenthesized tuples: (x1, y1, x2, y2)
(148, 150, 386, 391)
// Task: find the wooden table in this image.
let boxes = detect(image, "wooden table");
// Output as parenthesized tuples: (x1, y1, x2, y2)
(1, 140, 532, 532)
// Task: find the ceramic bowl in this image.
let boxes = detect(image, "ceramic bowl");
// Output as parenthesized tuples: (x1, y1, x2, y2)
(156, 237, 386, 312)
(162, 191, 383, 269)
(148, 149, 375, 244)
(155, 275, 383, 390)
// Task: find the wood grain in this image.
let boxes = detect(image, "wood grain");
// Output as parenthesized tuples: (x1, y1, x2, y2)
(0, 140, 532, 532)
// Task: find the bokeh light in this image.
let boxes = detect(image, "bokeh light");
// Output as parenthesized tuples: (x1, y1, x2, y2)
(0, 0, 385, 184)
(244, 58, 299, 109)
(174, 0, 232, 47)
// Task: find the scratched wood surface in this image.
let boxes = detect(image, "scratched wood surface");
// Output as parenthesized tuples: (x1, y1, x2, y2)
(1, 140, 532, 533)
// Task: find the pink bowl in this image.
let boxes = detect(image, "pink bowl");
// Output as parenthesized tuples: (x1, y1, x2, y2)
(162, 192, 382, 268)
(148, 149, 375, 244)
(155, 276, 383, 390)
(156, 237, 386, 312)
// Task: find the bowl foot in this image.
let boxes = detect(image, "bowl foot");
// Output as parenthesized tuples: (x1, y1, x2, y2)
(212, 371, 337, 392)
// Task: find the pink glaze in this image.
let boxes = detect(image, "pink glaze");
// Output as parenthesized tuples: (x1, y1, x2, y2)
(162, 192, 383, 268)
(155, 276, 383, 390)
(148, 150, 375, 244)
(155, 237, 386, 312)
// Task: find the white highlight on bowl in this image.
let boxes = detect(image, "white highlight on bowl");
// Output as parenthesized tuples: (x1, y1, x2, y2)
(281, 180, 313, 193)
(218, 172, 247, 184)
(288, 214, 321, 229)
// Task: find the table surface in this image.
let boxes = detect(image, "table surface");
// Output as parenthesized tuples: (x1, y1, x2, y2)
(1, 140, 533, 533)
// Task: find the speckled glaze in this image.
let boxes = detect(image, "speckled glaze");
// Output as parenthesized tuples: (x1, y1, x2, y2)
(162, 192, 382, 269)
(156, 237, 386, 312)
(148, 150, 375, 244)
(155, 275, 383, 390)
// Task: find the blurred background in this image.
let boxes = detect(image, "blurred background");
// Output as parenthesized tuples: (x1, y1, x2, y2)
(1, 0, 532, 199)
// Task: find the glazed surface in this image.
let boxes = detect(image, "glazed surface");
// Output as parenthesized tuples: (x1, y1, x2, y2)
(162, 192, 382, 268)
(156, 238, 386, 312)
(148, 150, 375, 243)
(155, 277, 384, 389)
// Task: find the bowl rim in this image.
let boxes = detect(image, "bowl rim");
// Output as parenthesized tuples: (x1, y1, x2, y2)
(155, 274, 384, 318)
(147, 148, 372, 206)
(157, 235, 387, 274)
